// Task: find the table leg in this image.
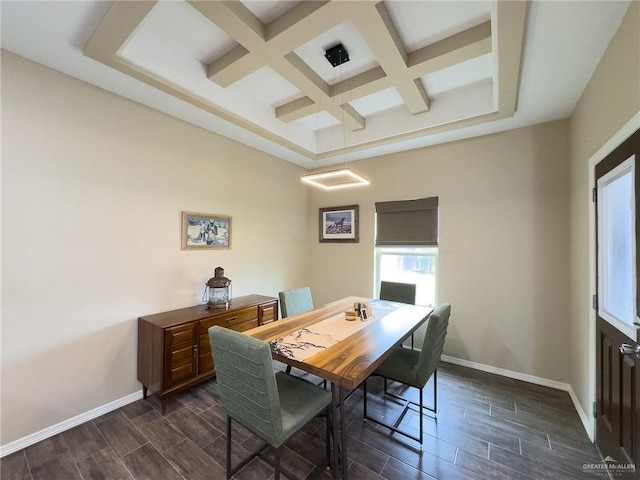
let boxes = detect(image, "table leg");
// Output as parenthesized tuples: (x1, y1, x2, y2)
(340, 385, 349, 480)
(331, 383, 339, 476)
(329, 383, 350, 480)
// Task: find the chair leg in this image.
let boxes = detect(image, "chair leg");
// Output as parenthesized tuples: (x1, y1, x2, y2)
(226, 416, 268, 478)
(433, 369, 438, 417)
(274, 447, 281, 480)
(421, 368, 438, 418)
(419, 387, 423, 445)
(363, 375, 438, 449)
(285, 365, 292, 374)
(363, 378, 368, 418)
(225, 416, 304, 479)
(226, 415, 232, 479)
(325, 406, 331, 469)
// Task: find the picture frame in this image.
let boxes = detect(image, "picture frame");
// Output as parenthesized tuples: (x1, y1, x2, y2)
(319, 205, 359, 243)
(181, 211, 231, 250)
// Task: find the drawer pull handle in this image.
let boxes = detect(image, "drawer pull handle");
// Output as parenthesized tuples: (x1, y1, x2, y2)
(225, 317, 238, 323)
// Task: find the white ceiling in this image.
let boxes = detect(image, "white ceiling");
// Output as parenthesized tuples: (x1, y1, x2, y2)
(0, 1, 632, 170)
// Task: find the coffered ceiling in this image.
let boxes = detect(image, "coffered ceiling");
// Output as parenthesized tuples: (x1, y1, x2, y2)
(0, 1, 632, 169)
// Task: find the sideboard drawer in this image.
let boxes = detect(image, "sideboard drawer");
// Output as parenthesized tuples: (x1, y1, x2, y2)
(164, 323, 197, 389)
(199, 306, 258, 333)
(167, 324, 196, 346)
(259, 302, 277, 325)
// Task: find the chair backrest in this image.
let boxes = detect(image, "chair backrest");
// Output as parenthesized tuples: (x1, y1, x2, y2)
(279, 286, 314, 318)
(208, 326, 283, 444)
(379, 281, 416, 305)
(415, 303, 451, 387)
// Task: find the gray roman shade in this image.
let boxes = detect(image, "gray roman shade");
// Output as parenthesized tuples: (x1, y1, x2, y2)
(375, 197, 438, 246)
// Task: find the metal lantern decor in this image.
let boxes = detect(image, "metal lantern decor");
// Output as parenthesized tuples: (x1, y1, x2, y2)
(204, 267, 232, 309)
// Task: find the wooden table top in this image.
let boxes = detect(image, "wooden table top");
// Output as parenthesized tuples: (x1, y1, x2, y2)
(246, 296, 433, 390)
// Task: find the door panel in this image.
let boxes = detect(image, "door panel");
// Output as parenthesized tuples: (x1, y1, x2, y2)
(597, 320, 628, 457)
(595, 128, 640, 473)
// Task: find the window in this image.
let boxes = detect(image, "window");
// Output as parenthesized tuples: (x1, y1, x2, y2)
(597, 155, 636, 339)
(374, 197, 439, 307)
(375, 246, 438, 307)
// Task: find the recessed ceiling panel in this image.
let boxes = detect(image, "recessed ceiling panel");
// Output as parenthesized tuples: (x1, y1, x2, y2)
(11, 0, 563, 165)
(294, 111, 340, 133)
(385, 1, 492, 52)
(421, 53, 493, 97)
(119, 15, 214, 91)
(294, 21, 379, 85)
(120, 1, 237, 64)
(231, 66, 303, 107)
(119, 0, 306, 146)
(315, 80, 495, 155)
(349, 87, 405, 118)
(242, 0, 301, 24)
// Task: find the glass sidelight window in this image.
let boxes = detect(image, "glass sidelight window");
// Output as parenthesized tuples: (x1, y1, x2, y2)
(597, 155, 636, 340)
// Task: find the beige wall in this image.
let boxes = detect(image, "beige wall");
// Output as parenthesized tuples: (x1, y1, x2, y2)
(0, 52, 308, 445)
(307, 121, 571, 383)
(568, 2, 639, 426)
(2, 1, 636, 449)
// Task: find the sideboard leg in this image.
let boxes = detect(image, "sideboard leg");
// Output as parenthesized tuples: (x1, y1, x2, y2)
(142, 386, 148, 399)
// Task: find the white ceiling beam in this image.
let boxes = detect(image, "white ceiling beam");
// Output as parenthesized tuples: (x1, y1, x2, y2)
(277, 21, 492, 119)
(83, 0, 519, 162)
(493, 0, 527, 115)
(407, 21, 492, 77)
(188, 1, 265, 87)
(83, 1, 314, 160)
(276, 67, 391, 124)
(191, 0, 365, 130)
(350, 2, 430, 114)
(265, 0, 335, 43)
(84, 1, 157, 60)
(280, 53, 365, 130)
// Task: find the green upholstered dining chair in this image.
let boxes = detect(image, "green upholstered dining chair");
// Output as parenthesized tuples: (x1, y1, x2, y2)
(208, 326, 332, 480)
(379, 281, 417, 348)
(279, 287, 314, 375)
(279, 286, 314, 318)
(380, 280, 416, 305)
(363, 303, 451, 447)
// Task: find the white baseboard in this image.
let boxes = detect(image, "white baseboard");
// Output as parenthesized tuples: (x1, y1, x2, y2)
(1, 356, 597, 458)
(0, 390, 143, 458)
(441, 355, 593, 440)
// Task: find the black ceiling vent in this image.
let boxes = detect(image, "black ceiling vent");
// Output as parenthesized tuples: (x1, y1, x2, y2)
(324, 43, 350, 67)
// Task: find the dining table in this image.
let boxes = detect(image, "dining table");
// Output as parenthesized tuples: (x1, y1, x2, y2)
(245, 295, 433, 479)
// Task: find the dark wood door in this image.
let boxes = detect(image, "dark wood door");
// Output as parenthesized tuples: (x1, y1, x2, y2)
(595, 128, 640, 476)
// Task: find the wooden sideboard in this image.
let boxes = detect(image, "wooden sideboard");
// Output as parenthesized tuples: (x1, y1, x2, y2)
(137, 294, 278, 413)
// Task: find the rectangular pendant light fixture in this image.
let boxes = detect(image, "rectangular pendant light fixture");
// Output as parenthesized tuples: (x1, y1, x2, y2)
(301, 45, 370, 190)
(301, 168, 369, 190)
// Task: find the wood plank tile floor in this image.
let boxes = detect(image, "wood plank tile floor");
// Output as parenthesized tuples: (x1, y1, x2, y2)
(1, 362, 605, 480)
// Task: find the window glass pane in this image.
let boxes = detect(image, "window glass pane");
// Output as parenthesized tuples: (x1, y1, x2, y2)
(376, 247, 437, 307)
(598, 156, 635, 327)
